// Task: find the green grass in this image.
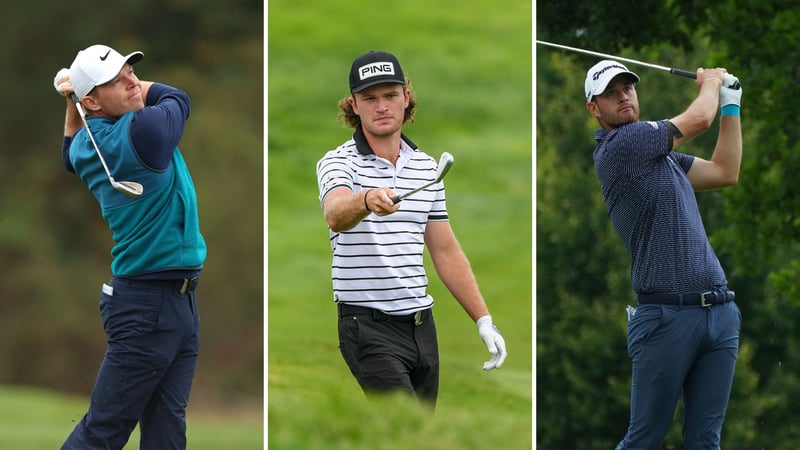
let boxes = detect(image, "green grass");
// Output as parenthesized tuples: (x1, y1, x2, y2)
(0, 385, 262, 449)
(267, 0, 532, 448)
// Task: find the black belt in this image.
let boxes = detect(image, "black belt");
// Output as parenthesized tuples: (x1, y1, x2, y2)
(113, 277, 199, 295)
(637, 289, 735, 308)
(337, 303, 430, 326)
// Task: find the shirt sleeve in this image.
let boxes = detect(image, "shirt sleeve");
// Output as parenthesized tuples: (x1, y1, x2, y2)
(130, 83, 191, 171)
(316, 150, 355, 206)
(62, 136, 75, 173)
(605, 121, 673, 179)
(671, 151, 696, 173)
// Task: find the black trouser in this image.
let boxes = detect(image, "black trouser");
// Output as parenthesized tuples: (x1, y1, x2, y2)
(337, 303, 439, 406)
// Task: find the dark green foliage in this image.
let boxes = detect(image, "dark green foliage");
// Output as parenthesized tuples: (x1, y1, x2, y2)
(536, 0, 707, 53)
(538, 1, 800, 448)
(0, 1, 263, 409)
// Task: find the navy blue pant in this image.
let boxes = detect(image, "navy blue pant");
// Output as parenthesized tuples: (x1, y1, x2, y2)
(616, 301, 741, 450)
(62, 277, 200, 450)
(337, 304, 439, 405)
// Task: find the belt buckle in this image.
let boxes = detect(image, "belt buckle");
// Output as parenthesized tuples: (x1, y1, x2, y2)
(414, 311, 423, 326)
(700, 291, 714, 308)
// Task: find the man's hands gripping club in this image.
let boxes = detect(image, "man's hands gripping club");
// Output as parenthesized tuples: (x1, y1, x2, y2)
(720, 73, 742, 107)
(364, 188, 401, 216)
(477, 315, 507, 370)
(53, 68, 72, 96)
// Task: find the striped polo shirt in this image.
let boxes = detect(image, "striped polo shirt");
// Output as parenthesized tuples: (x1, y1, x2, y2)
(593, 119, 727, 295)
(316, 127, 448, 314)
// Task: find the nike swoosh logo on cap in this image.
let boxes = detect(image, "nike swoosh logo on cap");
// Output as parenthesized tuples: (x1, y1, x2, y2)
(100, 50, 111, 61)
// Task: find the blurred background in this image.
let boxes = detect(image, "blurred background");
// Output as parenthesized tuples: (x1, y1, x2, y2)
(0, 1, 263, 447)
(268, 0, 532, 448)
(537, 0, 800, 448)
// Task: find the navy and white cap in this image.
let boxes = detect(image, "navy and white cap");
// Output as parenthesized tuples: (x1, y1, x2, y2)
(69, 44, 144, 99)
(584, 59, 640, 102)
(349, 50, 406, 93)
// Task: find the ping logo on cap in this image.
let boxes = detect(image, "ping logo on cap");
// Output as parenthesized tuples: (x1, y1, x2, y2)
(359, 62, 395, 80)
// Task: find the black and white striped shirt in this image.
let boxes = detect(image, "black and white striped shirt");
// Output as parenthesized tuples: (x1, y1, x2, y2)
(317, 128, 448, 314)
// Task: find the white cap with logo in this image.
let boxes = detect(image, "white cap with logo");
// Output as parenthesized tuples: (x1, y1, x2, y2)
(69, 44, 144, 99)
(584, 60, 640, 102)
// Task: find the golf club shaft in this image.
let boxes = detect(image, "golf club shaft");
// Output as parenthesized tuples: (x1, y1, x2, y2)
(70, 94, 117, 181)
(536, 40, 696, 79)
(391, 152, 454, 204)
(392, 181, 436, 203)
(69, 94, 143, 198)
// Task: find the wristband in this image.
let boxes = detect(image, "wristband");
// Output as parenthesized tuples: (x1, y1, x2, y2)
(364, 189, 372, 212)
(721, 104, 740, 117)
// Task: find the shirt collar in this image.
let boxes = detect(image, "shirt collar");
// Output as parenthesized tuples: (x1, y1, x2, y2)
(594, 128, 610, 143)
(353, 126, 418, 155)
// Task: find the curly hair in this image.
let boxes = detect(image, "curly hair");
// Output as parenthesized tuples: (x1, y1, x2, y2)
(337, 77, 417, 129)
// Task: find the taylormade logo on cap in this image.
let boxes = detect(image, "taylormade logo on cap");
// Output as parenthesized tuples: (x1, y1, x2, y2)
(584, 59, 640, 102)
(591, 63, 628, 81)
(349, 50, 406, 93)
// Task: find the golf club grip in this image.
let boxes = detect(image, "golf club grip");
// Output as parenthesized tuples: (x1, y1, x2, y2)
(69, 93, 88, 121)
(670, 68, 697, 79)
(391, 195, 401, 204)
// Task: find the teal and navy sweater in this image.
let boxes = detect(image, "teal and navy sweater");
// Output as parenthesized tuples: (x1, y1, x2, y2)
(62, 83, 206, 279)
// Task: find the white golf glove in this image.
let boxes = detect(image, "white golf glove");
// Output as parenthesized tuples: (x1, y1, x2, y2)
(476, 315, 507, 370)
(720, 73, 742, 107)
(53, 68, 70, 96)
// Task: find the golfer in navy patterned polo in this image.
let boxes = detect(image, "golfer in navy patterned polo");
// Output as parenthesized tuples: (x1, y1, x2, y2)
(586, 60, 743, 449)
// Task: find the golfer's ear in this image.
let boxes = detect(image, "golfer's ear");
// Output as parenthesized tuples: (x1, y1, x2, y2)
(586, 101, 599, 117)
(348, 96, 358, 114)
(82, 95, 101, 112)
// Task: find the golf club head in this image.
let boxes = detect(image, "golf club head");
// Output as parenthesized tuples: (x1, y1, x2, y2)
(112, 180, 144, 199)
(71, 94, 145, 199)
(435, 152, 454, 182)
(391, 152, 455, 204)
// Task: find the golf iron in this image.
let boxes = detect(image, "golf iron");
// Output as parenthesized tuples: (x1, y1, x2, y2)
(391, 152, 454, 204)
(70, 94, 144, 199)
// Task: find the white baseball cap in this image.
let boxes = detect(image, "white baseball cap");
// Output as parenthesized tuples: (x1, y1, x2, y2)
(584, 60, 639, 102)
(69, 44, 144, 99)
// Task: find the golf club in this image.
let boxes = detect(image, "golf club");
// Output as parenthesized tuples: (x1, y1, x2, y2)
(536, 40, 697, 79)
(391, 152, 454, 204)
(536, 40, 741, 89)
(70, 94, 144, 199)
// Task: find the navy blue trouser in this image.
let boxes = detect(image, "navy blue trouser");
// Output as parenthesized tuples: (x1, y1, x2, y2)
(62, 277, 200, 450)
(337, 304, 439, 406)
(616, 301, 741, 450)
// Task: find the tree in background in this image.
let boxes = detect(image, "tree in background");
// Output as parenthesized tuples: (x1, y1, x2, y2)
(537, 0, 799, 447)
(0, 0, 263, 408)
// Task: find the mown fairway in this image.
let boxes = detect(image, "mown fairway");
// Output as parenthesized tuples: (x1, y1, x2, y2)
(268, 1, 532, 449)
(0, 386, 262, 449)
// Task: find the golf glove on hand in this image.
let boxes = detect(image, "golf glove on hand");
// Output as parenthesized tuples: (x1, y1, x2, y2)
(53, 68, 70, 96)
(720, 73, 742, 107)
(477, 315, 507, 370)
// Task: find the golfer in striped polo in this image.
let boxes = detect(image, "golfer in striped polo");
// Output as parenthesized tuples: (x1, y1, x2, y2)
(316, 51, 507, 406)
